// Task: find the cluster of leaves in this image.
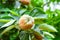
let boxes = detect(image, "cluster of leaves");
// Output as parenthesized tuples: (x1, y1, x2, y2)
(45, 9, 60, 40)
(0, 0, 59, 40)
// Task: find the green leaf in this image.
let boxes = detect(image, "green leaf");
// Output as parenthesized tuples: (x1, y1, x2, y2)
(0, 25, 15, 36)
(0, 8, 19, 16)
(0, 8, 10, 12)
(19, 31, 29, 40)
(43, 32, 55, 38)
(0, 20, 16, 29)
(0, 14, 13, 19)
(29, 7, 45, 17)
(0, 19, 10, 23)
(31, 0, 43, 7)
(10, 31, 19, 40)
(9, 10, 19, 16)
(34, 16, 47, 24)
(39, 23, 57, 32)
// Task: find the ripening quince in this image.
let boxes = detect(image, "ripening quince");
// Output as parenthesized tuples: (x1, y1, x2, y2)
(19, 0, 30, 5)
(19, 15, 34, 30)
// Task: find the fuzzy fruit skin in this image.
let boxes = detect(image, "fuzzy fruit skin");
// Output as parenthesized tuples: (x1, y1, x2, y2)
(19, 15, 34, 30)
(19, 0, 30, 5)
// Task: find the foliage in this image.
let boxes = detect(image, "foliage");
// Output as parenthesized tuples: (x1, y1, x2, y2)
(0, 0, 59, 40)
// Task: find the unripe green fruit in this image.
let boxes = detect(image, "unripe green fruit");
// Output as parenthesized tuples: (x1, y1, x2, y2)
(19, 15, 34, 30)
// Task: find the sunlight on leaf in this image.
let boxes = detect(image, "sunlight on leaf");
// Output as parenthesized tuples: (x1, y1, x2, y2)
(0, 20, 16, 29)
(39, 23, 58, 32)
